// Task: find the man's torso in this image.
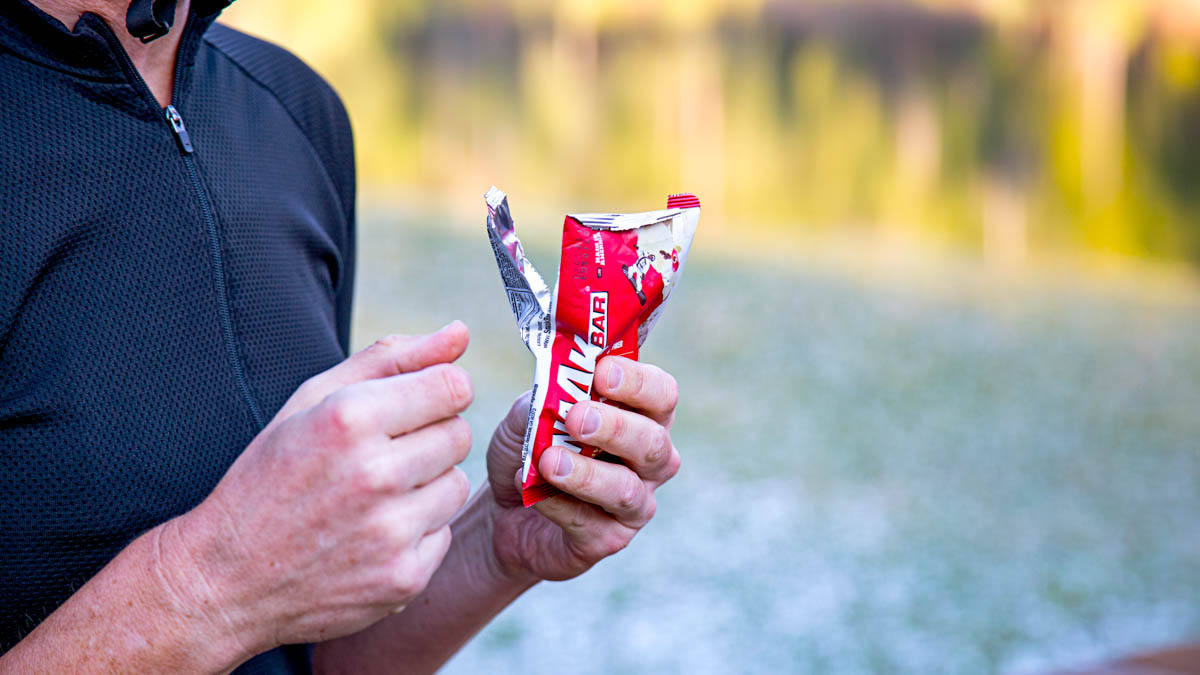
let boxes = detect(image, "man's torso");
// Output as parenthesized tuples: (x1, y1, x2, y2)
(0, 4, 355, 671)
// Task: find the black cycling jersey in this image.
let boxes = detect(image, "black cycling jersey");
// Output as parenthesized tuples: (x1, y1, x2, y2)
(0, 2, 356, 672)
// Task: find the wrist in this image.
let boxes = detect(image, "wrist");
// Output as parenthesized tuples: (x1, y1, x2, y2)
(457, 485, 539, 589)
(4, 506, 266, 674)
(150, 503, 269, 671)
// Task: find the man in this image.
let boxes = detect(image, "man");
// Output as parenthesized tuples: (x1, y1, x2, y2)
(0, 0, 682, 672)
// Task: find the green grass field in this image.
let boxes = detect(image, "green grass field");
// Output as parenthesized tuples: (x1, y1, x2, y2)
(351, 206, 1200, 674)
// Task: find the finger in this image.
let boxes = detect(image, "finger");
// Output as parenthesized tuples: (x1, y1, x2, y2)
(593, 357, 677, 425)
(286, 323, 470, 418)
(372, 416, 471, 491)
(538, 446, 656, 528)
(347, 322, 470, 381)
(534, 495, 635, 562)
(564, 402, 680, 484)
(395, 467, 472, 536)
(389, 525, 453, 614)
(328, 363, 473, 438)
(415, 524, 452, 575)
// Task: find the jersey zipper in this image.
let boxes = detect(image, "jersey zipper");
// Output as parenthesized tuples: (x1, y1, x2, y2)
(98, 20, 267, 431)
(165, 104, 265, 430)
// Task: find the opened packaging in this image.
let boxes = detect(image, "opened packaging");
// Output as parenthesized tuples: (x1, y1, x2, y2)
(486, 187, 700, 506)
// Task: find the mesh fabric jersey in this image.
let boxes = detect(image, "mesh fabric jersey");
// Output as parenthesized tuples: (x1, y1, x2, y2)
(0, 2, 356, 672)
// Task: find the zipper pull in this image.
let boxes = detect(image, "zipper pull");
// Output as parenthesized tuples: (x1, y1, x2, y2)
(164, 105, 194, 154)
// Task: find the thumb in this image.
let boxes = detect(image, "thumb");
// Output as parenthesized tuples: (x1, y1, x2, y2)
(487, 390, 532, 507)
(499, 389, 532, 442)
(276, 321, 470, 423)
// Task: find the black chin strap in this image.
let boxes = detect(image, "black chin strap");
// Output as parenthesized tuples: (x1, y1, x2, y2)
(126, 0, 179, 43)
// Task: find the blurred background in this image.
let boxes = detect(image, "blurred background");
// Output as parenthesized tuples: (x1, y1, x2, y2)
(222, 1, 1200, 673)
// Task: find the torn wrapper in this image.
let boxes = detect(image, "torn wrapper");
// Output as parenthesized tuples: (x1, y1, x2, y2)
(486, 187, 700, 507)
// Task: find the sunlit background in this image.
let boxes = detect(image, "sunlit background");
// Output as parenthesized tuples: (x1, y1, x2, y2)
(223, 1, 1200, 672)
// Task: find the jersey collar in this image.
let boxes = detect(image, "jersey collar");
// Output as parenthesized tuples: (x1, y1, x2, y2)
(0, 0, 232, 81)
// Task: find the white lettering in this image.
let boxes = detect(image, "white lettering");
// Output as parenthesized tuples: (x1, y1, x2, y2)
(568, 333, 603, 369)
(548, 332, 604, 453)
(556, 363, 592, 406)
(552, 417, 582, 452)
(589, 292, 608, 348)
(593, 232, 606, 266)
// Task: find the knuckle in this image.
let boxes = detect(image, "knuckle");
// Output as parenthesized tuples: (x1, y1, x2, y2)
(606, 410, 626, 442)
(449, 467, 471, 506)
(573, 457, 597, 494)
(354, 463, 394, 495)
(447, 416, 473, 458)
(437, 364, 474, 409)
(320, 391, 365, 439)
(589, 530, 629, 559)
(642, 493, 658, 522)
(643, 427, 672, 468)
(607, 531, 631, 555)
(387, 554, 424, 600)
(660, 372, 680, 411)
(616, 475, 642, 513)
(629, 363, 648, 399)
(664, 448, 682, 480)
(568, 499, 591, 531)
(374, 333, 410, 350)
(381, 514, 418, 549)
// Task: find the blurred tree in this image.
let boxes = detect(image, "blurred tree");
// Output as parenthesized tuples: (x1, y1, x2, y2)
(222, 0, 1200, 263)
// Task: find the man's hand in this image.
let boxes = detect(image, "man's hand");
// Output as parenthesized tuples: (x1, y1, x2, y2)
(307, 355, 680, 675)
(486, 356, 681, 581)
(164, 323, 475, 662)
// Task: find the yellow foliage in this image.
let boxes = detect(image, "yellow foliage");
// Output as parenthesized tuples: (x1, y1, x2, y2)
(220, 0, 1200, 262)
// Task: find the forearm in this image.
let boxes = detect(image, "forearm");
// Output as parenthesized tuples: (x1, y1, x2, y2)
(0, 516, 252, 674)
(314, 487, 537, 675)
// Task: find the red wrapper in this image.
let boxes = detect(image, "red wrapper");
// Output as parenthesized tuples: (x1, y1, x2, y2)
(486, 188, 700, 506)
